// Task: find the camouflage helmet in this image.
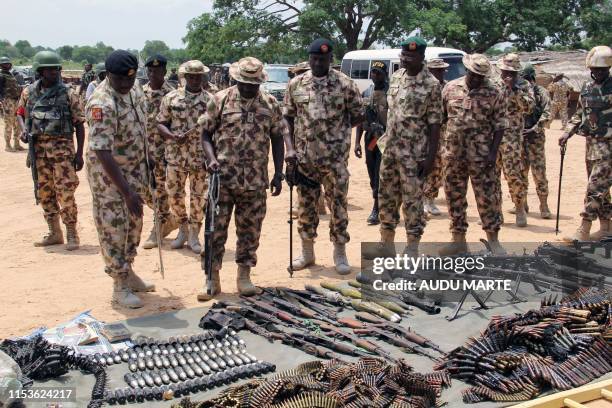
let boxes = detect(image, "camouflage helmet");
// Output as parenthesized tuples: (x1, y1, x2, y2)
(94, 62, 106, 75)
(585, 45, 612, 68)
(521, 63, 536, 79)
(32, 51, 62, 72)
(0, 56, 11, 65)
(183, 60, 208, 75)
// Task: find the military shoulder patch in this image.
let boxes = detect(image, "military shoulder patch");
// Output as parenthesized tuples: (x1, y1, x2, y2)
(91, 107, 103, 121)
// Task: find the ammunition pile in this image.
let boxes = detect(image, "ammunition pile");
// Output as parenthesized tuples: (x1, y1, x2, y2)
(171, 358, 451, 408)
(436, 288, 612, 403)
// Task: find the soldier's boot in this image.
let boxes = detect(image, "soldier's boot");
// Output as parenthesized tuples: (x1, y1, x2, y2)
(333, 243, 351, 275)
(509, 202, 529, 215)
(590, 218, 610, 241)
(438, 233, 468, 256)
(12, 138, 25, 151)
(161, 216, 178, 238)
(170, 223, 188, 249)
(366, 200, 380, 226)
(34, 216, 64, 247)
(484, 231, 506, 254)
(424, 198, 441, 216)
(515, 201, 527, 227)
(142, 226, 158, 249)
(291, 239, 315, 270)
(5, 137, 14, 152)
(539, 194, 552, 219)
(197, 269, 221, 301)
(112, 276, 143, 309)
(65, 223, 80, 251)
(188, 223, 202, 254)
(362, 229, 396, 260)
(237, 265, 260, 296)
(563, 219, 592, 242)
(125, 266, 156, 292)
(318, 196, 327, 215)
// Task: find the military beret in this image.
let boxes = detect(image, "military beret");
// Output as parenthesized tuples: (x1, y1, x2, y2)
(145, 54, 168, 68)
(401, 37, 427, 54)
(308, 38, 333, 54)
(105, 50, 138, 76)
(371, 61, 387, 73)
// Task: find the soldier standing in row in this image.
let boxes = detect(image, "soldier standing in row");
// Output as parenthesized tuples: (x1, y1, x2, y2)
(560, 46, 611, 241)
(439, 54, 506, 255)
(86, 50, 155, 308)
(423, 58, 449, 217)
(198, 57, 296, 300)
(354, 60, 388, 226)
(497, 53, 535, 227)
(1, 56, 24, 152)
(79, 63, 95, 101)
(16, 51, 85, 251)
(548, 74, 571, 128)
(141, 54, 177, 249)
(284, 39, 364, 275)
(202, 67, 219, 94)
(521, 64, 552, 219)
(157, 60, 212, 254)
(85, 63, 107, 101)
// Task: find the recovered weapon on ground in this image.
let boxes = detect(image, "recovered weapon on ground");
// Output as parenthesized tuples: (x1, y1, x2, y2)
(262, 288, 340, 323)
(555, 144, 566, 235)
(26, 132, 39, 204)
(259, 290, 340, 327)
(305, 284, 350, 306)
(202, 171, 220, 294)
(277, 287, 343, 315)
(314, 321, 398, 362)
(320, 281, 403, 321)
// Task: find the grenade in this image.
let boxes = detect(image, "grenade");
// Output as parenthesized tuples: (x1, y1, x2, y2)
(145, 357, 155, 370)
(168, 354, 179, 368)
(189, 342, 200, 352)
(136, 358, 146, 371)
(153, 355, 163, 369)
(119, 349, 130, 362)
(143, 345, 153, 357)
(128, 349, 138, 360)
(175, 342, 185, 354)
(135, 389, 144, 403)
(176, 366, 188, 381)
(153, 386, 163, 400)
(184, 364, 196, 379)
(135, 373, 146, 388)
(196, 359, 213, 375)
(144, 387, 154, 400)
(185, 353, 195, 365)
(105, 353, 115, 366)
(158, 344, 169, 355)
(160, 369, 170, 385)
(184, 342, 193, 353)
(221, 354, 236, 367)
(167, 343, 177, 354)
(167, 367, 179, 383)
(134, 346, 145, 359)
(125, 388, 136, 403)
(105, 390, 117, 405)
(112, 351, 122, 364)
(152, 371, 163, 386)
(191, 362, 204, 377)
(124, 373, 139, 389)
(176, 354, 187, 366)
(94, 353, 106, 367)
(161, 355, 171, 368)
(114, 388, 126, 404)
(142, 371, 155, 387)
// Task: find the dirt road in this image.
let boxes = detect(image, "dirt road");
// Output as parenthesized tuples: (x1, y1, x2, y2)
(0, 122, 592, 338)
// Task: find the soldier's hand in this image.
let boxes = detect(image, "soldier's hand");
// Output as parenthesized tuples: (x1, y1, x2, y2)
(73, 154, 84, 171)
(270, 173, 283, 196)
(559, 132, 571, 147)
(207, 159, 220, 172)
(21, 130, 29, 144)
(125, 190, 144, 217)
(354, 144, 362, 158)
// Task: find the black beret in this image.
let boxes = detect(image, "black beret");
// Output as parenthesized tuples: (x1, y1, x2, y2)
(105, 50, 138, 76)
(145, 54, 167, 68)
(308, 38, 333, 54)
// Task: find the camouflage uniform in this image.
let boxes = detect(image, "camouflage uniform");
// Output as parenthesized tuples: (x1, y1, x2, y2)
(283, 69, 363, 243)
(1, 70, 22, 148)
(85, 79, 150, 278)
(423, 79, 446, 202)
(442, 76, 507, 233)
(377, 67, 442, 238)
(203, 81, 219, 94)
(142, 80, 174, 224)
(17, 81, 83, 226)
(567, 77, 611, 222)
(522, 84, 551, 198)
(80, 69, 95, 98)
(361, 83, 388, 201)
(548, 79, 571, 127)
(157, 87, 212, 227)
(199, 86, 287, 270)
(497, 78, 535, 208)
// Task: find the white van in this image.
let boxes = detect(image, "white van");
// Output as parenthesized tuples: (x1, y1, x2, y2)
(341, 47, 466, 92)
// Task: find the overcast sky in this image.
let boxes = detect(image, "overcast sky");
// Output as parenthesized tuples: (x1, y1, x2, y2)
(0, 0, 213, 50)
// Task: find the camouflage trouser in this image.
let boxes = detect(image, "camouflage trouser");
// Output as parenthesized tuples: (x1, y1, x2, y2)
(166, 164, 207, 226)
(445, 157, 502, 233)
(297, 163, 350, 243)
(2, 99, 20, 145)
(424, 150, 444, 200)
(550, 102, 568, 127)
(499, 129, 527, 207)
(378, 153, 425, 239)
(147, 163, 172, 224)
(35, 141, 79, 225)
(91, 193, 142, 278)
(522, 132, 549, 197)
(581, 158, 612, 221)
(211, 187, 267, 272)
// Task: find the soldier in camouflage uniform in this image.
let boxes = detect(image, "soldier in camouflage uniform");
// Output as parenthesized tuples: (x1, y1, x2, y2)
(141, 54, 177, 250)
(365, 38, 442, 260)
(560, 46, 611, 241)
(548, 74, 571, 128)
(355, 61, 388, 226)
(86, 50, 156, 309)
(157, 60, 212, 254)
(79, 63, 95, 100)
(198, 57, 296, 300)
(496, 53, 535, 227)
(1, 56, 25, 151)
(423, 58, 449, 217)
(521, 64, 552, 219)
(16, 51, 85, 251)
(438, 54, 507, 255)
(284, 39, 364, 275)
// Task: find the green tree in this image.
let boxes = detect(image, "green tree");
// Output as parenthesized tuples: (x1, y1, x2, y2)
(57, 45, 74, 60)
(14, 40, 36, 58)
(578, 0, 612, 49)
(142, 40, 171, 60)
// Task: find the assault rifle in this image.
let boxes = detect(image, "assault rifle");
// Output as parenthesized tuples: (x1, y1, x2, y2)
(26, 132, 39, 204)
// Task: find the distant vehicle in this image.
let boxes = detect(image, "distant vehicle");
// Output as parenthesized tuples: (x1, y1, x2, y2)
(341, 47, 466, 92)
(262, 64, 291, 102)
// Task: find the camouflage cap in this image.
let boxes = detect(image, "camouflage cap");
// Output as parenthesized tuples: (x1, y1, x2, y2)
(427, 58, 449, 69)
(497, 53, 522, 72)
(229, 57, 268, 84)
(289, 61, 310, 75)
(0, 56, 11, 64)
(183, 60, 208, 75)
(462, 54, 491, 76)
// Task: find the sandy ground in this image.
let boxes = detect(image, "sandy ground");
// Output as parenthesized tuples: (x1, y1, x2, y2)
(0, 121, 594, 338)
